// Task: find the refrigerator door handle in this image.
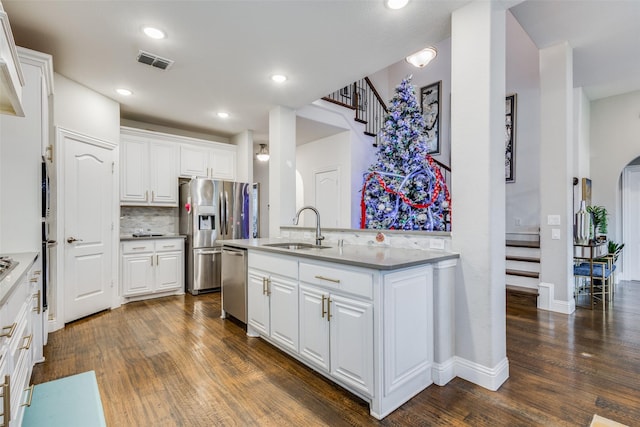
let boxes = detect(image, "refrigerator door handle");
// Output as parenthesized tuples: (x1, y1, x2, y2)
(224, 191, 230, 235)
(219, 192, 225, 237)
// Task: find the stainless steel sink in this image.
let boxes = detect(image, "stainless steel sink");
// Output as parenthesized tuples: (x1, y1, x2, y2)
(263, 242, 330, 250)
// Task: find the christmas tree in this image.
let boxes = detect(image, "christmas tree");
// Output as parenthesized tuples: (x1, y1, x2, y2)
(360, 76, 450, 231)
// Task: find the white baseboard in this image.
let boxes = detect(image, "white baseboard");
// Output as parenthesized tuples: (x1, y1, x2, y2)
(432, 358, 456, 386)
(455, 356, 509, 391)
(538, 282, 575, 314)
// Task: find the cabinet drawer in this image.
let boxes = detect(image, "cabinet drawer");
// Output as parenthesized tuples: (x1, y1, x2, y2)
(299, 262, 373, 299)
(249, 251, 297, 279)
(121, 241, 154, 253)
(155, 239, 184, 252)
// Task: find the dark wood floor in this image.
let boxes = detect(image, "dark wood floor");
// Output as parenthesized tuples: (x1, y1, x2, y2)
(32, 281, 640, 426)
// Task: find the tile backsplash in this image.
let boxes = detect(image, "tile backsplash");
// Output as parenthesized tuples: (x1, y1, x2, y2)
(280, 226, 453, 252)
(120, 206, 179, 235)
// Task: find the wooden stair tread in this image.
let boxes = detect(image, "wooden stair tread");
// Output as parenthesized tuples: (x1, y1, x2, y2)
(506, 285, 539, 296)
(506, 269, 540, 279)
(506, 255, 541, 263)
(506, 240, 540, 249)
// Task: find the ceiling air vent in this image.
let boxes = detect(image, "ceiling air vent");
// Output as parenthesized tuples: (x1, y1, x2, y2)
(136, 50, 174, 70)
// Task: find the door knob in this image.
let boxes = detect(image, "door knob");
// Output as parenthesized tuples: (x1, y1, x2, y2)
(67, 237, 83, 243)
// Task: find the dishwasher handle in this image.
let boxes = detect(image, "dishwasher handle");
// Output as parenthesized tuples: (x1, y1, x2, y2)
(222, 248, 245, 257)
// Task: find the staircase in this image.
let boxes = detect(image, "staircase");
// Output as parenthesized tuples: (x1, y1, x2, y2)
(506, 238, 540, 308)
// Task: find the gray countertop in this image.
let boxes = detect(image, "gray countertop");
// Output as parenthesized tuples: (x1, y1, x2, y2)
(120, 234, 186, 241)
(0, 252, 39, 305)
(221, 238, 458, 270)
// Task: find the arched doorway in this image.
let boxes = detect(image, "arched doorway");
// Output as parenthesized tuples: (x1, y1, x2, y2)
(622, 157, 640, 281)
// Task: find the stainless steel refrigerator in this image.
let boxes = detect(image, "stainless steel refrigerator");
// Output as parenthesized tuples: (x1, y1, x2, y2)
(179, 178, 255, 295)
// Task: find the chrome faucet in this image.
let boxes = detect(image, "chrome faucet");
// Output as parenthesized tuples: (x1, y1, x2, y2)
(293, 206, 325, 246)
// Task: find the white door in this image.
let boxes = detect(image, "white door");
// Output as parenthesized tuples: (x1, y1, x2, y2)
(269, 276, 299, 353)
(63, 131, 115, 322)
(247, 270, 269, 335)
(315, 169, 340, 228)
(623, 165, 640, 280)
(329, 294, 374, 396)
(155, 251, 182, 292)
(298, 284, 330, 372)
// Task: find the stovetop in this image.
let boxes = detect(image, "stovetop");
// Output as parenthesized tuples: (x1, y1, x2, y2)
(0, 256, 19, 282)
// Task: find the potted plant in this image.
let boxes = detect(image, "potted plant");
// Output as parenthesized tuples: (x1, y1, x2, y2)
(608, 240, 624, 262)
(586, 205, 608, 241)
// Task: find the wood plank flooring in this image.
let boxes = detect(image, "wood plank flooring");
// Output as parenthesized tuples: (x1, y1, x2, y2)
(32, 281, 640, 426)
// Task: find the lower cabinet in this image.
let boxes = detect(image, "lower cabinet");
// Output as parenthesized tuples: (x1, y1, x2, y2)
(246, 248, 435, 420)
(0, 253, 44, 427)
(247, 253, 299, 353)
(121, 239, 184, 300)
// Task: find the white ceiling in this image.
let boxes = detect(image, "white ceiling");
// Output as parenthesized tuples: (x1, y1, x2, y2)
(3, 1, 640, 145)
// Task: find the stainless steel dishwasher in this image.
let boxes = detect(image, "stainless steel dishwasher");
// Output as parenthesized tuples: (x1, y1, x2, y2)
(221, 246, 247, 323)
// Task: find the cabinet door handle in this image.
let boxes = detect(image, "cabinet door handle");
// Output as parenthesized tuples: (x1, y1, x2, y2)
(32, 291, 41, 315)
(266, 278, 271, 296)
(151, 190, 155, 201)
(20, 334, 33, 351)
(0, 322, 16, 338)
(145, 190, 149, 201)
(321, 295, 327, 318)
(314, 275, 340, 284)
(1, 375, 10, 424)
(21, 384, 34, 407)
(262, 277, 266, 295)
(151, 256, 154, 267)
(156, 255, 159, 265)
(327, 297, 332, 321)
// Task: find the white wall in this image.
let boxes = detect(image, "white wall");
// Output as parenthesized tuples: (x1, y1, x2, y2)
(590, 89, 640, 244)
(505, 11, 540, 235)
(53, 73, 120, 144)
(387, 37, 452, 167)
(253, 155, 269, 237)
(296, 132, 351, 228)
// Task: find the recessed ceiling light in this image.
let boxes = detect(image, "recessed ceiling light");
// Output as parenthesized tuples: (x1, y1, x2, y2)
(116, 88, 133, 96)
(386, 0, 409, 10)
(271, 74, 287, 83)
(143, 26, 166, 40)
(217, 112, 230, 119)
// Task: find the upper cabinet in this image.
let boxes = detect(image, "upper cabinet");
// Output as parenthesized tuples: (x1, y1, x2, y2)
(120, 129, 179, 206)
(0, 4, 24, 116)
(180, 142, 236, 180)
(120, 127, 238, 206)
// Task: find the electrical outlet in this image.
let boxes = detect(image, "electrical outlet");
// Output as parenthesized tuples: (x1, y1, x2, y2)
(547, 215, 561, 226)
(430, 239, 445, 250)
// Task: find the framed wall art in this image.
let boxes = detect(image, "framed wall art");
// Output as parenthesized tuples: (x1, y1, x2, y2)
(420, 80, 441, 154)
(505, 94, 517, 182)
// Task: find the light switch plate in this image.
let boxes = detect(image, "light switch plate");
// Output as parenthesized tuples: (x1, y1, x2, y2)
(551, 228, 561, 240)
(547, 215, 561, 225)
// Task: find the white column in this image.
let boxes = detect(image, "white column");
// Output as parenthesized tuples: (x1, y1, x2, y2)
(231, 129, 253, 183)
(451, 0, 508, 391)
(268, 106, 296, 237)
(432, 259, 457, 386)
(538, 43, 574, 313)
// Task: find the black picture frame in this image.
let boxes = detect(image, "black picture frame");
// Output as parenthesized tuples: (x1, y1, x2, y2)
(505, 94, 517, 182)
(420, 81, 441, 155)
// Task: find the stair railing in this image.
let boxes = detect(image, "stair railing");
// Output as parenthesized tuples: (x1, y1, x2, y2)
(323, 77, 388, 147)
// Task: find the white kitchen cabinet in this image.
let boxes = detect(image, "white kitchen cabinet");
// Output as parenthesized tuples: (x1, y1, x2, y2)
(245, 247, 438, 420)
(0, 6, 24, 117)
(299, 264, 374, 397)
(120, 130, 178, 206)
(121, 239, 184, 300)
(247, 252, 299, 353)
(180, 143, 236, 180)
(0, 253, 44, 427)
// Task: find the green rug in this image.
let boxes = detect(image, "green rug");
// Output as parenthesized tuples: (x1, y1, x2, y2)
(23, 371, 106, 427)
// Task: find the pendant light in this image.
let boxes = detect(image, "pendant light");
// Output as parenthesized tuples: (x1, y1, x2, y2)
(256, 144, 270, 162)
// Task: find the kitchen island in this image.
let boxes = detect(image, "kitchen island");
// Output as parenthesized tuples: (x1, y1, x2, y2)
(221, 238, 458, 419)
